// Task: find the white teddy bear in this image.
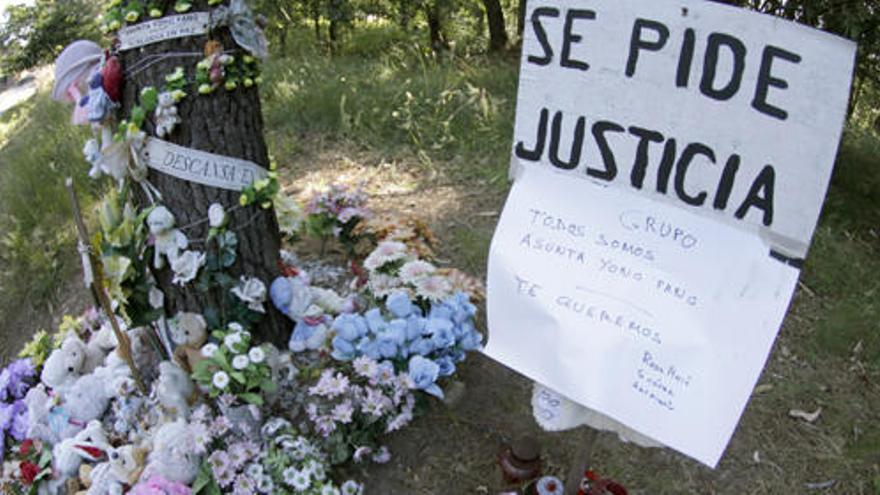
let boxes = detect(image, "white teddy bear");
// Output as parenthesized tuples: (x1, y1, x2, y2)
(41, 335, 87, 392)
(83, 321, 120, 373)
(169, 312, 208, 374)
(154, 91, 180, 138)
(147, 206, 187, 270)
(23, 385, 55, 444)
(59, 373, 112, 440)
(141, 420, 201, 485)
(155, 361, 195, 421)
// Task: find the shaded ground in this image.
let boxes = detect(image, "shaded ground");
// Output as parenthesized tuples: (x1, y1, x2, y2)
(274, 137, 880, 494)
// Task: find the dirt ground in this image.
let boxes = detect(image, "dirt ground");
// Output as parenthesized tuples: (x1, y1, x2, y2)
(3, 136, 877, 494)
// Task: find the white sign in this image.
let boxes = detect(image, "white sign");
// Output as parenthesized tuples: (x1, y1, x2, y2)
(485, 0, 856, 468)
(141, 138, 267, 191)
(118, 13, 210, 51)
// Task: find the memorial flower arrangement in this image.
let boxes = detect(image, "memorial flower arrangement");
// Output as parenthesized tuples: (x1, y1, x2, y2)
(192, 324, 276, 406)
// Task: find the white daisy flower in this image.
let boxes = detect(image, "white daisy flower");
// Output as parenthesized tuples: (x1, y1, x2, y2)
(212, 371, 230, 389)
(224, 332, 243, 351)
(363, 240, 408, 271)
(201, 343, 219, 358)
(340, 480, 363, 495)
(232, 355, 250, 370)
(414, 274, 452, 301)
(248, 346, 266, 364)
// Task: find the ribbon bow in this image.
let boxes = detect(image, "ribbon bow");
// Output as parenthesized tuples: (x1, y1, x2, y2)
(212, 0, 269, 59)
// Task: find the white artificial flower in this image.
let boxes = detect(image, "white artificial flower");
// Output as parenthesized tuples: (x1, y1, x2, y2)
(147, 205, 176, 235)
(148, 286, 165, 309)
(248, 346, 266, 364)
(201, 343, 219, 358)
(208, 203, 226, 228)
(232, 355, 250, 370)
(414, 274, 452, 301)
(224, 332, 243, 351)
(363, 240, 408, 271)
(321, 485, 340, 495)
(228, 322, 244, 333)
(171, 250, 206, 286)
(399, 260, 436, 283)
(367, 273, 401, 299)
(212, 371, 230, 389)
(274, 193, 305, 236)
(231, 276, 267, 313)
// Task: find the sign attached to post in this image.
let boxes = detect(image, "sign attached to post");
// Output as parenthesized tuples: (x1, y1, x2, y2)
(141, 138, 267, 191)
(484, 0, 856, 467)
(118, 13, 210, 51)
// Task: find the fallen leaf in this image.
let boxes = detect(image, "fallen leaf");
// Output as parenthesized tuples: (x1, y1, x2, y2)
(789, 407, 822, 423)
(754, 384, 774, 394)
(804, 480, 836, 490)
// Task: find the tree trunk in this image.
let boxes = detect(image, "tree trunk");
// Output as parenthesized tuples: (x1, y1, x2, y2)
(517, 0, 526, 42)
(424, 1, 449, 53)
(481, 0, 508, 52)
(313, 0, 322, 42)
(120, 0, 287, 346)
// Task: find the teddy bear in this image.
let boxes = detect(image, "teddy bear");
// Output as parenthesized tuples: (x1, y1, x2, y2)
(155, 361, 196, 421)
(147, 206, 187, 270)
(154, 91, 180, 138)
(82, 321, 120, 373)
(141, 420, 201, 485)
(41, 335, 87, 392)
(93, 351, 136, 399)
(82, 444, 148, 495)
(48, 420, 109, 494)
(57, 373, 112, 441)
(169, 312, 207, 374)
(23, 385, 56, 444)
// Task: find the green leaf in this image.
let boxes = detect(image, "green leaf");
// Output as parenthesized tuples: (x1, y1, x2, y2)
(231, 371, 246, 384)
(131, 106, 146, 127)
(240, 392, 263, 406)
(193, 460, 221, 495)
(140, 86, 159, 112)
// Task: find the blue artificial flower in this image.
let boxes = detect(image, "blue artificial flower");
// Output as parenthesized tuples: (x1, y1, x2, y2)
(357, 336, 382, 361)
(436, 356, 456, 377)
(331, 335, 357, 361)
(365, 308, 387, 334)
(428, 304, 454, 322)
(428, 318, 456, 349)
(333, 313, 368, 341)
(289, 319, 328, 353)
(9, 402, 28, 441)
(458, 325, 484, 352)
(0, 402, 13, 431)
(270, 277, 294, 315)
(0, 369, 11, 402)
(375, 336, 399, 359)
(386, 291, 415, 318)
(448, 291, 477, 324)
(405, 316, 426, 341)
(408, 338, 435, 357)
(408, 355, 443, 399)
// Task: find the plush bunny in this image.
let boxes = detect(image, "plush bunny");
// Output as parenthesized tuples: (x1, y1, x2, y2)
(51, 420, 109, 488)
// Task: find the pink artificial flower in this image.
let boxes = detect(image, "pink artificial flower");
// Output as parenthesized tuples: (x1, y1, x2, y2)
(130, 475, 192, 495)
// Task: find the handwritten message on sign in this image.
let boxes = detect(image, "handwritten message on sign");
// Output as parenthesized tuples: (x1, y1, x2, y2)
(485, 0, 855, 467)
(118, 13, 210, 51)
(141, 138, 267, 191)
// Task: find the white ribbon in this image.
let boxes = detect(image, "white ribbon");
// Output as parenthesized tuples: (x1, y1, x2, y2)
(211, 0, 269, 59)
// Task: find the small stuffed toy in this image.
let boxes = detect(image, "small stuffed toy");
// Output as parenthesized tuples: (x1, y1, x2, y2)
(23, 385, 55, 444)
(57, 373, 113, 440)
(85, 444, 148, 495)
(147, 206, 188, 270)
(142, 420, 201, 485)
(41, 335, 88, 392)
(155, 361, 196, 421)
(154, 91, 180, 138)
(51, 419, 108, 489)
(82, 321, 120, 373)
(169, 312, 207, 374)
(85, 70, 117, 124)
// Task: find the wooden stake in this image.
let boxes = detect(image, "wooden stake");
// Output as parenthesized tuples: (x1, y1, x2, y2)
(565, 427, 600, 495)
(66, 178, 147, 395)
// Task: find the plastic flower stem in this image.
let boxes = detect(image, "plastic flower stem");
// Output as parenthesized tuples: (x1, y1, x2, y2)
(66, 177, 148, 395)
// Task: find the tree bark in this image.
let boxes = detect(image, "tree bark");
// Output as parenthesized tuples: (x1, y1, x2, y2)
(120, 0, 287, 346)
(424, 1, 449, 53)
(481, 0, 508, 52)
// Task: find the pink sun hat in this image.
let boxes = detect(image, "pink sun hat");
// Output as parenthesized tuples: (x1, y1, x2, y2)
(52, 40, 103, 102)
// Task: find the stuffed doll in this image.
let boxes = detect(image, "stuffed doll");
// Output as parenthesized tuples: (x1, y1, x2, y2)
(147, 207, 187, 270)
(50, 419, 109, 492)
(154, 92, 180, 138)
(169, 312, 207, 374)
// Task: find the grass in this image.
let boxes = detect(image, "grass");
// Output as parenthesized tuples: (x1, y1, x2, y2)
(0, 87, 96, 334)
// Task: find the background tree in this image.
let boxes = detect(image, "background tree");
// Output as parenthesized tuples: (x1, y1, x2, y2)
(0, 0, 101, 77)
